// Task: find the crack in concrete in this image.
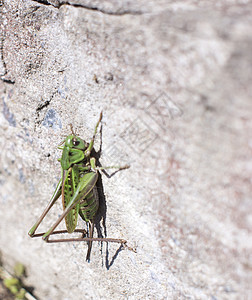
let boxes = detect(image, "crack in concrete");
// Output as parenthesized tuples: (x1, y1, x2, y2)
(36, 90, 58, 112)
(0, 38, 15, 84)
(0, 38, 7, 77)
(2, 78, 15, 84)
(32, 0, 52, 5)
(35, 90, 57, 130)
(32, 0, 143, 16)
(0, 3, 15, 84)
(36, 100, 51, 112)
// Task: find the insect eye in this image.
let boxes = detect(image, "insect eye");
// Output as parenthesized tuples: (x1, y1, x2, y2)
(73, 140, 80, 146)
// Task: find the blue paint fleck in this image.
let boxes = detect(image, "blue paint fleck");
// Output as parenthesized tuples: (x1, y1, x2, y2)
(2, 98, 16, 127)
(171, 236, 180, 246)
(58, 76, 68, 99)
(168, 281, 175, 290)
(42, 109, 62, 130)
(4, 167, 11, 176)
(28, 180, 35, 195)
(57, 87, 65, 98)
(17, 128, 33, 144)
(1, 194, 9, 204)
(150, 270, 161, 284)
(18, 168, 26, 184)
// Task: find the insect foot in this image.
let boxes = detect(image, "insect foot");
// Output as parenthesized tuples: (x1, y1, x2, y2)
(123, 242, 137, 253)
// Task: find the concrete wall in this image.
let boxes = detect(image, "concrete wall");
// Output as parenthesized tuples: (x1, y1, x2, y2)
(0, 1, 251, 299)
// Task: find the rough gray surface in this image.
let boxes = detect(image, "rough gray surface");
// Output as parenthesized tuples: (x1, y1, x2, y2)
(0, 0, 251, 299)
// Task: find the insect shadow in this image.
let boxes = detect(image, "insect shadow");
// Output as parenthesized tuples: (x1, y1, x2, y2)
(91, 124, 126, 269)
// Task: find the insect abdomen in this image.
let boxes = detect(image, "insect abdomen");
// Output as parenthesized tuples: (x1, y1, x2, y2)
(79, 185, 99, 222)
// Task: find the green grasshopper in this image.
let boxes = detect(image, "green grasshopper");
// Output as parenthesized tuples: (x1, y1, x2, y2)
(28, 112, 130, 261)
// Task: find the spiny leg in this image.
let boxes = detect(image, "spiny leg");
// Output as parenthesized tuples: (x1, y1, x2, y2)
(44, 236, 136, 254)
(86, 220, 94, 262)
(30, 229, 87, 238)
(45, 236, 127, 245)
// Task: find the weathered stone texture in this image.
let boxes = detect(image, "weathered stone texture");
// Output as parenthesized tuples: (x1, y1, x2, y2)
(0, 0, 251, 299)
